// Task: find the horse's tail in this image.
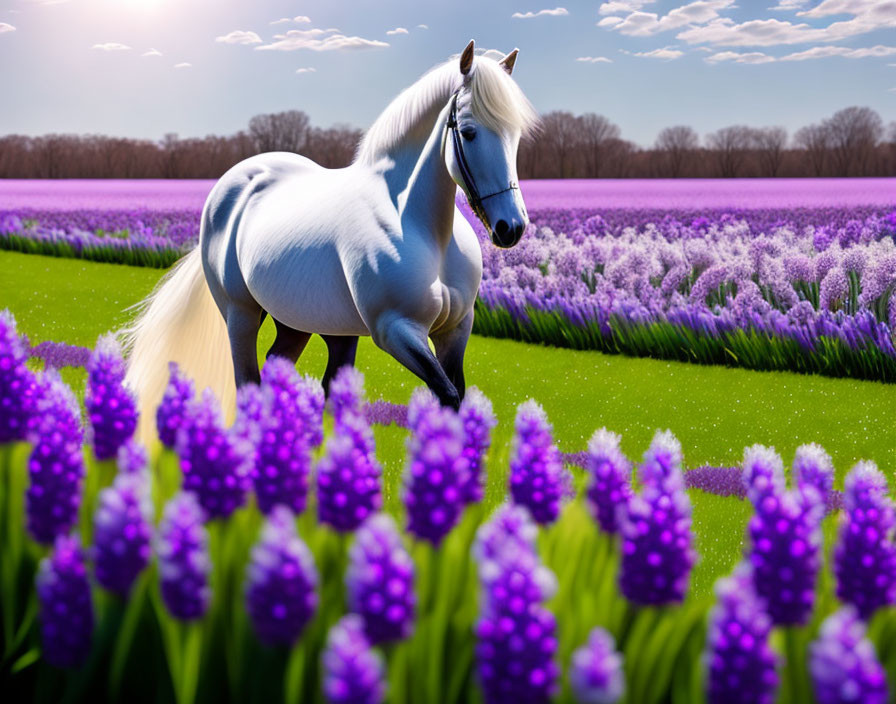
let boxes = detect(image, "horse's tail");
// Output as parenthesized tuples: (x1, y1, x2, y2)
(121, 246, 236, 447)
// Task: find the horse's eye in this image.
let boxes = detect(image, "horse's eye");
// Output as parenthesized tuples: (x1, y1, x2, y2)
(460, 126, 477, 142)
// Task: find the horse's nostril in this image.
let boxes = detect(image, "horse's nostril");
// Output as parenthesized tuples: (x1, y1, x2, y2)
(495, 219, 510, 238)
(512, 221, 525, 240)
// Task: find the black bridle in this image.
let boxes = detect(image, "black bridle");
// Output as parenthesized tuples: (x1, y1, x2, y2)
(445, 92, 519, 231)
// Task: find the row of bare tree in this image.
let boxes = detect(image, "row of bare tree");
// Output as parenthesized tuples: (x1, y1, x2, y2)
(0, 106, 893, 179)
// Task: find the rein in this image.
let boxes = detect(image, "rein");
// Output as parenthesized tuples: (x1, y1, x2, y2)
(445, 92, 518, 230)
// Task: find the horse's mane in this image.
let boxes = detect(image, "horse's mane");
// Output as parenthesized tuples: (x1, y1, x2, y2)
(355, 53, 538, 165)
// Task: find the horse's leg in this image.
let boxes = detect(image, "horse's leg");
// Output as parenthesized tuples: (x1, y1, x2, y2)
(321, 335, 359, 396)
(226, 305, 264, 387)
(373, 316, 459, 410)
(431, 311, 474, 403)
(267, 318, 312, 364)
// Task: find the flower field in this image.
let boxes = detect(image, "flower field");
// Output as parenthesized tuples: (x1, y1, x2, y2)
(2, 179, 894, 381)
(3, 307, 896, 704)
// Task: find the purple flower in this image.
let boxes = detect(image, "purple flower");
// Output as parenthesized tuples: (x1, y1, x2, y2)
(346, 514, 415, 645)
(321, 614, 386, 704)
(705, 563, 778, 704)
(26, 371, 85, 544)
(474, 505, 558, 704)
(618, 431, 694, 606)
(177, 389, 252, 520)
(36, 535, 94, 668)
(85, 334, 138, 460)
(810, 608, 888, 704)
(262, 357, 324, 447)
(834, 461, 896, 620)
(509, 400, 569, 525)
(403, 394, 468, 545)
(328, 365, 365, 424)
(793, 443, 834, 505)
(245, 506, 318, 646)
(585, 428, 632, 534)
(156, 492, 210, 621)
(156, 362, 194, 449)
(569, 628, 625, 704)
(458, 387, 497, 504)
(92, 472, 152, 595)
(363, 400, 408, 429)
(317, 413, 382, 533)
(117, 437, 148, 475)
(742, 445, 823, 626)
(473, 503, 539, 563)
(0, 309, 39, 443)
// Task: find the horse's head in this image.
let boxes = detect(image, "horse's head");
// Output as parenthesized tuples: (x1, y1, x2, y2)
(444, 41, 537, 249)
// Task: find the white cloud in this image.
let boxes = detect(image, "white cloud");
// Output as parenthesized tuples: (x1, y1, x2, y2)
(512, 7, 569, 19)
(705, 50, 776, 63)
(598, 16, 624, 26)
(256, 28, 389, 51)
(295, 67, 316, 74)
(631, 47, 684, 59)
(174, 62, 191, 69)
(92, 42, 131, 51)
(215, 30, 262, 45)
(142, 48, 162, 57)
(780, 44, 896, 60)
(768, 0, 808, 9)
(26, 0, 69, 5)
(598, 1, 655, 14)
(386, 27, 409, 35)
(417, 24, 429, 29)
(576, 55, 613, 62)
(271, 15, 311, 25)
(0, 23, 15, 34)
(601, 0, 735, 36)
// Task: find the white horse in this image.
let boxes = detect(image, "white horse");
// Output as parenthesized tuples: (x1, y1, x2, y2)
(124, 41, 537, 435)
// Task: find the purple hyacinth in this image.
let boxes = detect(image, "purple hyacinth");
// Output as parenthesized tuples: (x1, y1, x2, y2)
(346, 514, 415, 644)
(458, 387, 497, 504)
(92, 472, 152, 595)
(26, 371, 85, 544)
(403, 394, 469, 545)
(0, 309, 39, 443)
(742, 444, 823, 626)
(245, 506, 318, 646)
(705, 563, 778, 704)
(36, 535, 94, 668)
(618, 431, 694, 606)
(177, 389, 252, 520)
(321, 614, 386, 704)
(810, 608, 888, 704)
(474, 505, 559, 704)
(317, 413, 382, 532)
(156, 492, 211, 621)
(569, 627, 625, 704)
(834, 461, 896, 620)
(793, 443, 834, 506)
(585, 428, 632, 534)
(473, 503, 539, 562)
(85, 334, 138, 460)
(117, 437, 148, 475)
(509, 400, 569, 525)
(328, 365, 365, 424)
(262, 356, 324, 447)
(156, 362, 194, 449)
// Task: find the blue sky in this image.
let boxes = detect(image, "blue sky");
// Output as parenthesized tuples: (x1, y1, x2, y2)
(0, 0, 893, 147)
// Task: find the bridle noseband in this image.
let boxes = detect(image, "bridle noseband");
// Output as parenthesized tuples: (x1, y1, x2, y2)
(445, 92, 518, 231)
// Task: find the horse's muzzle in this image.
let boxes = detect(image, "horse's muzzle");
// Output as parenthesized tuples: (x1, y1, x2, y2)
(491, 218, 526, 248)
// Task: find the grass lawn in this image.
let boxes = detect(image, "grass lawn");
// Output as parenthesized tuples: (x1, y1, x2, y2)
(2, 250, 894, 598)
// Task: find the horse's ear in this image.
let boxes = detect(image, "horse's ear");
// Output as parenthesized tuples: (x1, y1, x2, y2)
(500, 49, 519, 75)
(459, 39, 475, 75)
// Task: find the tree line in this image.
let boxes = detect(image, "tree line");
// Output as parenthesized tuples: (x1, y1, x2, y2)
(0, 106, 893, 179)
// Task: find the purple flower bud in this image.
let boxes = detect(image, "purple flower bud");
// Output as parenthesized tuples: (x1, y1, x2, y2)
(403, 396, 469, 545)
(474, 505, 558, 704)
(569, 627, 625, 704)
(810, 608, 888, 704)
(36, 535, 94, 668)
(317, 414, 382, 533)
(85, 334, 138, 460)
(156, 362, 194, 449)
(406, 387, 439, 433)
(321, 614, 386, 704)
(328, 365, 365, 425)
(364, 400, 408, 429)
(743, 446, 822, 626)
(26, 372, 85, 544)
(261, 357, 324, 447)
(458, 387, 496, 504)
(346, 514, 415, 644)
(705, 564, 778, 704)
(793, 443, 834, 505)
(157, 492, 211, 621)
(585, 428, 632, 534)
(509, 400, 569, 525)
(0, 309, 39, 443)
(834, 462, 896, 620)
(117, 437, 148, 475)
(177, 389, 252, 520)
(245, 506, 318, 646)
(472, 503, 539, 563)
(618, 431, 694, 606)
(92, 472, 152, 595)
